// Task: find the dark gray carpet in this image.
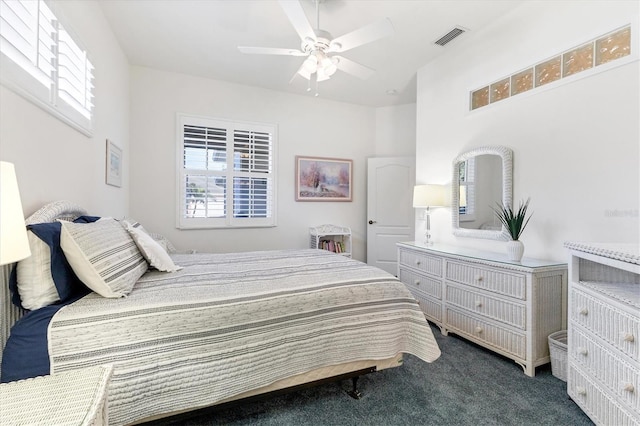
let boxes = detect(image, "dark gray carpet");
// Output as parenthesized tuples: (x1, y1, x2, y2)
(144, 323, 592, 425)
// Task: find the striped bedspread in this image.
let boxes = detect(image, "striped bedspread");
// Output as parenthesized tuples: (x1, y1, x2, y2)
(48, 249, 441, 425)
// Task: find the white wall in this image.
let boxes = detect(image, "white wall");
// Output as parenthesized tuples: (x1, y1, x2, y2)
(375, 103, 416, 157)
(129, 66, 376, 260)
(0, 0, 130, 218)
(416, 1, 639, 261)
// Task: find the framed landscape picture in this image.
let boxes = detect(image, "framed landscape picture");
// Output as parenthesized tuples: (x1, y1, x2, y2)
(106, 139, 122, 187)
(295, 156, 352, 201)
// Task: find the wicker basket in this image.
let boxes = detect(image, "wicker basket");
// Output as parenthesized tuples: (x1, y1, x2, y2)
(548, 330, 568, 382)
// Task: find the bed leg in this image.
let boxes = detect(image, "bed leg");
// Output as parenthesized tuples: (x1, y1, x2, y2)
(347, 376, 362, 399)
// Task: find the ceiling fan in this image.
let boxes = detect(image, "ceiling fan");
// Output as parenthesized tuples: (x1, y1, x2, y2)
(238, 0, 394, 94)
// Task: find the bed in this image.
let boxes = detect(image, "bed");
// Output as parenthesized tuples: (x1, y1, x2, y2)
(0, 201, 441, 425)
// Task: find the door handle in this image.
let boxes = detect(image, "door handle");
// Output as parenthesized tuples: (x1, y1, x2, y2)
(368, 220, 377, 225)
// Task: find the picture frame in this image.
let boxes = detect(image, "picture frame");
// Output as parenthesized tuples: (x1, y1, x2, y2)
(295, 156, 352, 201)
(105, 139, 122, 187)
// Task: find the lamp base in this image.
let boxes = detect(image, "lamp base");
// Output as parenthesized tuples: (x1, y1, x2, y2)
(423, 208, 434, 245)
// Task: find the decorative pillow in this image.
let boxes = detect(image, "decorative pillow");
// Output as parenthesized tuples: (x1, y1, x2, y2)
(14, 231, 59, 310)
(119, 217, 177, 254)
(12, 219, 96, 310)
(60, 218, 148, 298)
(125, 225, 182, 272)
(148, 232, 177, 254)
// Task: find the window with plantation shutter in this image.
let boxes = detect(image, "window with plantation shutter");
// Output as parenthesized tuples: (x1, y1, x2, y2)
(458, 157, 476, 220)
(57, 26, 94, 121)
(177, 114, 277, 229)
(0, 0, 94, 135)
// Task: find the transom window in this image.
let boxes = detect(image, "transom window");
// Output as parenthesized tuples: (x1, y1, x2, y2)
(177, 114, 277, 229)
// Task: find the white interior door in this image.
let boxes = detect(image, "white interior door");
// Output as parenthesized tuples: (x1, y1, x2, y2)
(367, 157, 415, 275)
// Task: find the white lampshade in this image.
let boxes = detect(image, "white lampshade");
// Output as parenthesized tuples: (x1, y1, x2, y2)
(0, 161, 31, 265)
(413, 184, 446, 208)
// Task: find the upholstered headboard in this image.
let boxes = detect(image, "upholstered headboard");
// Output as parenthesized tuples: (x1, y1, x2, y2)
(0, 201, 87, 364)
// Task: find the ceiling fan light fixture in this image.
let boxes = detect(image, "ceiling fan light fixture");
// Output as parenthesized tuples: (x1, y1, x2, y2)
(302, 54, 318, 73)
(315, 68, 331, 82)
(319, 54, 337, 76)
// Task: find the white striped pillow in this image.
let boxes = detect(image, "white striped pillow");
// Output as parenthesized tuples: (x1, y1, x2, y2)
(60, 218, 148, 298)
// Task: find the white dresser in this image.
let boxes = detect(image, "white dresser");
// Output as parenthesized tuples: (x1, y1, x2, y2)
(565, 242, 640, 425)
(397, 242, 567, 377)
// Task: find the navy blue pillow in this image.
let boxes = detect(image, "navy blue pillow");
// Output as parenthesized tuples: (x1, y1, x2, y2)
(8, 216, 100, 309)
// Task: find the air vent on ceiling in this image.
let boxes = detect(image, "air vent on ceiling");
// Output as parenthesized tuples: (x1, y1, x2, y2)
(434, 27, 466, 46)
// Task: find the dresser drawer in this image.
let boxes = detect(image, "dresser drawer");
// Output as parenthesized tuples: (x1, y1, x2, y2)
(445, 261, 526, 300)
(569, 365, 639, 426)
(571, 286, 639, 362)
(445, 307, 526, 359)
(571, 326, 639, 412)
(412, 292, 443, 323)
(399, 268, 442, 299)
(399, 249, 442, 277)
(445, 284, 526, 330)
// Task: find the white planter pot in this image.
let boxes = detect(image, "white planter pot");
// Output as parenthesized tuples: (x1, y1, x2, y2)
(507, 240, 525, 262)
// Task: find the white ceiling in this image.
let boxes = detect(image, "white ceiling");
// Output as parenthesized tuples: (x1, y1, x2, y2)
(99, 0, 523, 107)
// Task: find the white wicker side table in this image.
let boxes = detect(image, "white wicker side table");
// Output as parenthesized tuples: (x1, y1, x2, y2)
(0, 365, 113, 425)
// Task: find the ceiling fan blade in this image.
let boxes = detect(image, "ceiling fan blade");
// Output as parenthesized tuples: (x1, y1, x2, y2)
(278, 0, 315, 42)
(238, 46, 306, 56)
(328, 18, 394, 53)
(333, 56, 375, 80)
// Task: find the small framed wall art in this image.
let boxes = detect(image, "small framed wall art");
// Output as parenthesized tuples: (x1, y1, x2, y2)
(295, 156, 352, 201)
(105, 139, 122, 187)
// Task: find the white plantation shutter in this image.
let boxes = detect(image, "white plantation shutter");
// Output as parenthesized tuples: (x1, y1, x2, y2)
(57, 25, 94, 120)
(459, 157, 476, 217)
(0, 0, 94, 135)
(0, 0, 55, 96)
(232, 129, 273, 219)
(177, 114, 277, 229)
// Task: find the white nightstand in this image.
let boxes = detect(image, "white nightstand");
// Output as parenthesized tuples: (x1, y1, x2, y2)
(0, 365, 113, 425)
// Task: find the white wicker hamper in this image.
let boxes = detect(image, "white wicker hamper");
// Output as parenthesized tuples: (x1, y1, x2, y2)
(548, 330, 568, 382)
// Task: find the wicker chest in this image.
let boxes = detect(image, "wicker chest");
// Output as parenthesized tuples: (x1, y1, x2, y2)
(397, 242, 567, 377)
(565, 242, 640, 425)
(0, 365, 112, 425)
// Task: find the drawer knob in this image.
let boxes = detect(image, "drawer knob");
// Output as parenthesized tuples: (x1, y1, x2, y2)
(475, 326, 483, 334)
(475, 275, 484, 282)
(623, 383, 635, 393)
(577, 347, 588, 356)
(577, 308, 588, 316)
(576, 386, 587, 396)
(475, 301, 482, 308)
(414, 279, 421, 286)
(622, 332, 635, 342)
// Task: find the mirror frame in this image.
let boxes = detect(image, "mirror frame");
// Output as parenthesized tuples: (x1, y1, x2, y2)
(451, 145, 513, 240)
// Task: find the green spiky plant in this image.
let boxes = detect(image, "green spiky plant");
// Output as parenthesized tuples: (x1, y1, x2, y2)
(492, 198, 533, 241)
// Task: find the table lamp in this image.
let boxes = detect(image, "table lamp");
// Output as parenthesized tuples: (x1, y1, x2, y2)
(1, 161, 31, 265)
(413, 184, 446, 245)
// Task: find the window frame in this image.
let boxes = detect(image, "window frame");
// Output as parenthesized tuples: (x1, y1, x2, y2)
(175, 113, 277, 229)
(0, 0, 94, 136)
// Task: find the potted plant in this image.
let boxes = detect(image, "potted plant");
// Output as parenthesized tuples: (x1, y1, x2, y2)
(492, 198, 532, 261)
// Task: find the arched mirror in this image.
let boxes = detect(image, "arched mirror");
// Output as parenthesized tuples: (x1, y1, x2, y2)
(452, 146, 513, 240)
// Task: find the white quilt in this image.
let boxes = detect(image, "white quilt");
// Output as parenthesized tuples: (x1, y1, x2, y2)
(48, 249, 441, 425)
